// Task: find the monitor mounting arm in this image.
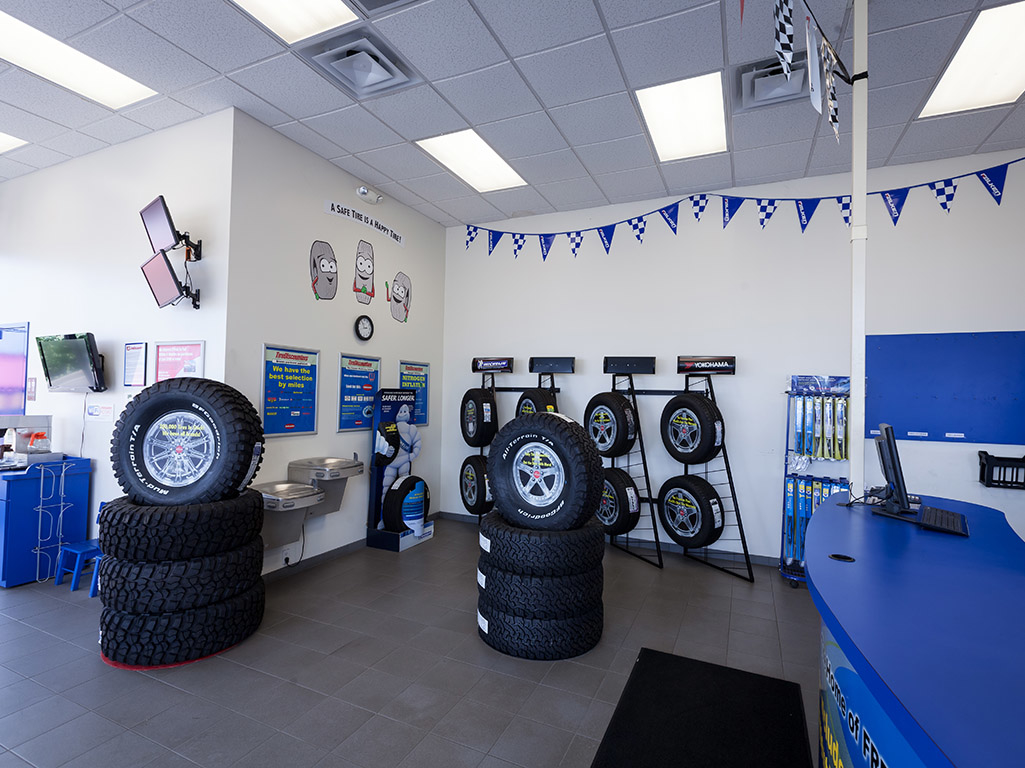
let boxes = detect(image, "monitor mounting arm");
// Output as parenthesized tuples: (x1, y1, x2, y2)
(179, 231, 202, 262)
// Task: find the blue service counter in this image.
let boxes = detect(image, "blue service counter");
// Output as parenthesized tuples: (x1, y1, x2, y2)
(0, 457, 90, 587)
(805, 494, 1024, 768)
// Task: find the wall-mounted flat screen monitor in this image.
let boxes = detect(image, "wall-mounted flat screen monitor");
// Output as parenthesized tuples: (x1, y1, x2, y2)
(35, 333, 107, 393)
(140, 195, 180, 253)
(141, 250, 185, 308)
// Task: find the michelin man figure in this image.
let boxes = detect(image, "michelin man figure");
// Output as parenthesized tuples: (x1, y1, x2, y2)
(380, 404, 422, 527)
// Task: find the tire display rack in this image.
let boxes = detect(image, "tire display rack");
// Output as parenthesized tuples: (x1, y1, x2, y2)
(600, 357, 754, 582)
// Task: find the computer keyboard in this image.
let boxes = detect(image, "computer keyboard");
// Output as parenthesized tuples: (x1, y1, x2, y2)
(918, 505, 969, 537)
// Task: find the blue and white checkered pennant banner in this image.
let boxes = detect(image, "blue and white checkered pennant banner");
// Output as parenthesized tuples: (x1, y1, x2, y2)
(757, 199, 778, 229)
(511, 233, 527, 258)
(567, 231, 584, 258)
(628, 216, 646, 243)
(465, 225, 479, 250)
(691, 194, 709, 221)
(836, 196, 851, 227)
(774, 0, 795, 80)
(928, 179, 956, 213)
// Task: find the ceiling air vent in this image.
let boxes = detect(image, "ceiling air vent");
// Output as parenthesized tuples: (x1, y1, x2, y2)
(297, 27, 421, 99)
(733, 55, 808, 113)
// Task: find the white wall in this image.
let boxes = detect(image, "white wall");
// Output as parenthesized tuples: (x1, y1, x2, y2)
(0, 111, 235, 530)
(440, 149, 1025, 558)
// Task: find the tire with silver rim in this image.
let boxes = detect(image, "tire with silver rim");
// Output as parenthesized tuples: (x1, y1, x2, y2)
(583, 393, 637, 457)
(460, 388, 498, 447)
(659, 393, 725, 464)
(459, 455, 494, 516)
(657, 474, 725, 549)
(515, 388, 557, 417)
(597, 467, 641, 537)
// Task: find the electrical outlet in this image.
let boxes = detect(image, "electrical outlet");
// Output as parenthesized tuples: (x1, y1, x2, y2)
(281, 545, 293, 567)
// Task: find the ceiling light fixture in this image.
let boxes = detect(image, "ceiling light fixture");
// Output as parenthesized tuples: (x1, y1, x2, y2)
(0, 11, 156, 110)
(920, 1, 1025, 118)
(0, 131, 28, 154)
(416, 129, 526, 194)
(230, 0, 359, 45)
(637, 72, 728, 162)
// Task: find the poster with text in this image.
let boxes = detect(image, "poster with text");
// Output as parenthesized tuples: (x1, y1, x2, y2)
(123, 342, 147, 387)
(263, 345, 319, 436)
(398, 360, 429, 425)
(338, 353, 380, 431)
(155, 341, 205, 382)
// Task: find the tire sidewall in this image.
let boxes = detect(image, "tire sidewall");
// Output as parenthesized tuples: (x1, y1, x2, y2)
(657, 475, 723, 548)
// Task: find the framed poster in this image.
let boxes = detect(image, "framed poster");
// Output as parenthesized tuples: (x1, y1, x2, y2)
(124, 342, 147, 387)
(398, 360, 430, 426)
(155, 341, 205, 382)
(338, 353, 380, 432)
(262, 344, 319, 436)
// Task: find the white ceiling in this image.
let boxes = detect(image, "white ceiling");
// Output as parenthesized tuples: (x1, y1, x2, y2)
(0, 0, 1022, 227)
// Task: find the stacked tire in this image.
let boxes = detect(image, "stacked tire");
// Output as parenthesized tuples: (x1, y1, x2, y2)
(477, 412, 605, 660)
(98, 378, 266, 668)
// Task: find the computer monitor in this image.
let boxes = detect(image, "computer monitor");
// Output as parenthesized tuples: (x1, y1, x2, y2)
(141, 250, 185, 308)
(35, 333, 107, 393)
(140, 195, 180, 254)
(875, 423, 913, 515)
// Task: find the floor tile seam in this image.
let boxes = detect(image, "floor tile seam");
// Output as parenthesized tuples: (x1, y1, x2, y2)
(725, 626, 786, 661)
(9, 708, 129, 761)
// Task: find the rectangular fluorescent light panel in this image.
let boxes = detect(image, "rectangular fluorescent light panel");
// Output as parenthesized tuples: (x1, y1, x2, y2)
(637, 72, 728, 162)
(0, 11, 156, 110)
(231, 0, 359, 44)
(920, 1, 1025, 118)
(417, 130, 526, 194)
(0, 131, 28, 154)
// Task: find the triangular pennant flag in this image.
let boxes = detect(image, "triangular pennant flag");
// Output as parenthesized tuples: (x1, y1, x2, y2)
(691, 194, 709, 221)
(928, 179, 957, 213)
(757, 199, 778, 229)
(511, 233, 527, 258)
(976, 163, 1008, 205)
(880, 188, 910, 226)
(598, 224, 616, 254)
(806, 16, 822, 114)
(658, 202, 680, 233)
(567, 231, 584, 258)
(723, 196, 744, 229)
(487, 230, 504, 255)
(465, 225, 479, 249)
(740, 0, 745, 24)
(628, 216, 646, 244)
(822, 43, 839, 142)
(774, 0, 795, 80)
(836, 196, 851, 228)
(795, 198, 821, 232)
(539, 233, 557, 261)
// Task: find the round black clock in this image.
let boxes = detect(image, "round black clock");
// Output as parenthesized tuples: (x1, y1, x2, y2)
(354, 314, 374, 341)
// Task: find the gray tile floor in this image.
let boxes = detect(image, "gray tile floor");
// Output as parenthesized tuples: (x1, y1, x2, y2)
(0, 518, 823, 767)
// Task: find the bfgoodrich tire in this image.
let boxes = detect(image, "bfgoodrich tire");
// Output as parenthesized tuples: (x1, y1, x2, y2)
(111, 378, 265, 506)
(98, 491, 264, 561)
(382, 475, 430, 533)
(478, 511, 604, 577)
(583, 393, 637, 457)
(460, 388, 498, 447)
(657, 474, 726, 549)
(660, 393, 725, 464)
(477, 560, 603, 620)
(596, 467, 641, 537)
(459, 455, 494, 516)
(515, 388, 557, 417)
(477, 596, 602, 660)
(488, 412, 603, 531)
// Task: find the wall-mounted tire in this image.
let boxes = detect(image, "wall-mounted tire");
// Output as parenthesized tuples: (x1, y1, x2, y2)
(596, 467, 641, 537)
(460, 388, 498, 447)
(477, 560, 603, 620)
(98, 537, 264, 614)
(110, 378, 265, 506)
(459, 455, 493, 516)
(515, 388, 557, 417)
(583, 393, 637, 457)
(382, 475, 430, 533)
(660, 393, 725, 464)
(477, 596, 602, 660)
(99, 579, 265, 668)
(657, 475, 725, 549)
(488, 412, 603, 531)
(98, 491, 263, 562)
(478, 512, 604, 577)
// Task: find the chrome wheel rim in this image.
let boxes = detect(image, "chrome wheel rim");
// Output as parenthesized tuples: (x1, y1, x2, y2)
(663, 487, 701, 537)
(668, 407, 700, 452)
(462, 465, 478, 505)
(597, 479, 618, 525)
(588, 406, 616, 450)
(143, 410, 215, 487)
(512, 442, 565, 506)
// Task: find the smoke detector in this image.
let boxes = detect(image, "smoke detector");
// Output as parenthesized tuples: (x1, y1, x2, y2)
(297, 27, 420, 99)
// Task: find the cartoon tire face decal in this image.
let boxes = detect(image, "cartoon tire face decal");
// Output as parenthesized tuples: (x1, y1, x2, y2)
(310, 240, 338, 300)
(353, 240, 374, 304)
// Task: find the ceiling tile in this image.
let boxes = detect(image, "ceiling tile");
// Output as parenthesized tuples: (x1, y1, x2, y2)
(330, 155, 393, 186)
(483, 186, 556, 218)
(434, 63, 541, 124)
(549, 92, 643, 146)
(726, 0, 847, 65)
(411, 202, 459, 227)
(515, 36, 626, 109)
(0, 0, 117, 39)
(887, 145, 980, 165)
(4, 143, 70, 169)
(39, 131, 108, 157)
(661, 152, 733, 194)
(978, 139, 1025, 154)
(980, 104, 1025, 147)
(828, 79, 935, 131)
(303, 106, 402, 154)
(275, 121, 346, 159)
(78, 115, 151, 144)
(356, 143, 442, 180)
(174, 77, 291, 126)
(508, 149, 588, 185)
(575, 134, 655, 175)
(473, 0, 602, 57)
(363, 86, 467, 141)
(0, 70, 112, 129)
(594, 166, 666, 200)
(0, 156, 34, 179)
(808, 125, 904, 169)
(534, 176, 606, 208)
(72, 14, 217, 93)
(376, 181, 427, 208)
(733, 139, 812, 182)
(477, 112, 567, 159)
(121, 98, 202, 131)
(613, 5, 724, 89)
(894, 108, 1012, 155)
(400, 172, 474, 201)
(374, 0, 505, 80)
(433, 195, 505, 224)
(128, 0, 285, 74)
(731, 100, 822, 152)
(229, 54, 353, 120)
(0, 99, 70, 142)
(598, 0, 714, 30)
(868, 0, 979, 33)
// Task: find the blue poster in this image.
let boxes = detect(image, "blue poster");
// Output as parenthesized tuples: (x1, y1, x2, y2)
(263, 345, 318, 436)
(398, 360, 430, 426)
(338, 354, 379, 431)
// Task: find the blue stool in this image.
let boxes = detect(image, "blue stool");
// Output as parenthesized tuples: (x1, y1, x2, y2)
(55, 539, 103, 596)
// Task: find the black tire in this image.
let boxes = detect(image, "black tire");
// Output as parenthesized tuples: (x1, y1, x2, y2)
(111, 378, 265, 506)
(657, 475, 726, 549)
(477, 560, 603, 620)
(583, 393, 637, 457)
(460, 388, 498, 447)
(660, 393, 725, 464)
(596, 467, 641, 537)
(382, 475, 430, 533)
(98, 491, 264, 561)
(100, 580, 265, 668)
(515, 388, 557, 417)
(477, 596, 602, 660)
(488, 412, 603, 531)
(374, 422, 400, 466)
(478, 511, 604, 577)
(98, 538, 264, 614)
(459, 455, 494, 516)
